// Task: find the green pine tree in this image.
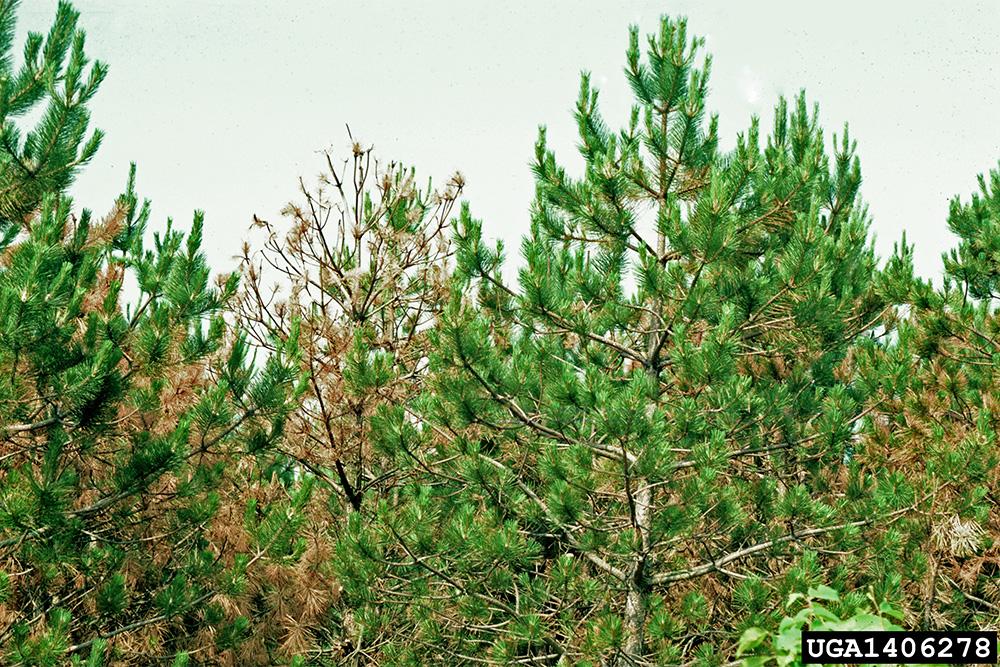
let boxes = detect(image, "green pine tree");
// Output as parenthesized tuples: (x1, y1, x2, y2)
(846, 164, 1000, 634)
(0, 4, 312, 663)
(0, 0, 105, 229)
(0, 168, 308, 664)
(738, 162, 1000, 667)
(334, 17, 910, 664)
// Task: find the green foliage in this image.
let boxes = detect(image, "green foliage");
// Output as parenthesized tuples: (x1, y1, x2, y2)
(943, 162, 1000, 301)
(332, 14, 912, 665)
(0, 164, 306, 662)
(0, 0, 106, 229)
(737, 586, 912, 667)
(844, 160, 1000, 639)
(2, 2, 998, 664)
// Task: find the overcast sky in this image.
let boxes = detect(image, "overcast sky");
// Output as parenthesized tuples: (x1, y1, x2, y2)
(21, 1, 1000, 281)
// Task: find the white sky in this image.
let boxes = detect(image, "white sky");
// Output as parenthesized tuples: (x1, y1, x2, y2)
(21, 1, 1000, 281)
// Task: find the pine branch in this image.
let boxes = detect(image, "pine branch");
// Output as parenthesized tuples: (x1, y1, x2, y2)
(0, 413, 60, 435)
(650, 495, 931, 586)
(477, 452, 626, 581)
(456, 348, 636, 463)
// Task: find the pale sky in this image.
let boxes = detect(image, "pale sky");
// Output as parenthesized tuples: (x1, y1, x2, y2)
(21, 1, 1000, 281)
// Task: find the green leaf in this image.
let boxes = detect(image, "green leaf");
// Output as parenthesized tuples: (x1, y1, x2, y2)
(737, 627, 768, 655)
(807, 584, 840, 602)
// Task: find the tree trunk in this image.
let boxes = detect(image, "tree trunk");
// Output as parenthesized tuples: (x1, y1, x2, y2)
(624, 481, 652, 659)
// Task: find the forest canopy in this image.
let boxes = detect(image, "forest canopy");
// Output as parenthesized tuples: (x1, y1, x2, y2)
(0, 2, 997, 666)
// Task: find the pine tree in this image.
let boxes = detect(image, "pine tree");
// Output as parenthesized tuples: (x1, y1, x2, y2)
(236, 138, 464, 658)
(335, 17, 910, 664)
(0, 0, 105, 229)
(0, 5, 312, 662)
(848, 164, 1000, 633)
(742, 163, 1000, 665)
(1, 2, 993, 664)
(0, 168, 308, 664)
